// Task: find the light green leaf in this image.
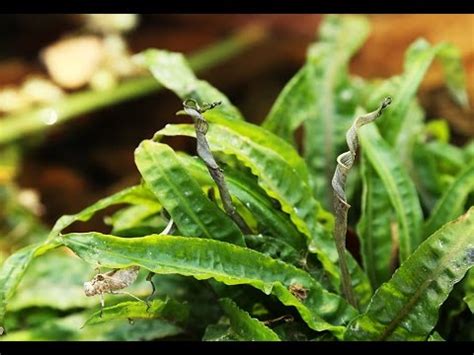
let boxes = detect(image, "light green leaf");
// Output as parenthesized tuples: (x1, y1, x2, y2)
(134, 140, 245, 245)
(202, 110, 310, 181)
(219, 298, 280, 341)
(47, 184, 159, 241)
(7, 251, 96, 312)
(424, 161, 474, 238)
(61, 232, 358, 337)
(0, 241, 59, 329)
(262, 66, 316, 143)
(83, 298, 189, 327)
(359, 123, 423, 262)
(357, 156, 395, 288)
(379, 38, 469, 146)
(345, 207, 474, 340)
(1, 312, 183, 341)
(108, 204, 166, 237)
(428, 331, 445, 341)
(136, 49, 243, 121)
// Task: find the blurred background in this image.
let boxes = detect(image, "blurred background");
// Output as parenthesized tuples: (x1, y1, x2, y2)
(0, 14, 473, 244)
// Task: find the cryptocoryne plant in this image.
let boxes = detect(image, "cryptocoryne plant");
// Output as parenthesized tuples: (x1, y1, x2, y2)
(0, 15, 473, 341)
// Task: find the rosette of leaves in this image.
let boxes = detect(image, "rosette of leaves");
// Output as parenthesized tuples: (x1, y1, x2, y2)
(0, 15, 472, 341)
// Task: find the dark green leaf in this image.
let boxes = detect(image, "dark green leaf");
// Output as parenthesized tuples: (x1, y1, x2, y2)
(357, 156, 395, 288)
(219, 298, 280, 341)
(345, 207, 474, 340)
(424, 161, 474, 238)
(202, 323, 239, 341)
(83, 298, 189, 327)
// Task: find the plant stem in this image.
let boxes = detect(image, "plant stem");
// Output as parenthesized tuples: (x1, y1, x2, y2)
(181, 99, 252, 234)
(0, 25, 266, 145)
(331, 97, 392, 309)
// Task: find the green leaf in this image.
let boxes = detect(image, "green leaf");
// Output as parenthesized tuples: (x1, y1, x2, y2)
(83, 298, 189, 327)
(345, 207, 474, 341)
(61, 232, 358, 337)
(202, 324, 240, 341)
(0, 241, 59, 329)
(1, 312, 184, 341)
(262, 66, 316, 143)
(134, 140, 245, 246)
(47, 184, 159, 241)
(219, 298, 280, 341)
(202, 110, 310, 181)
(136, 49, 243, 121)
(244, 234, 302, 267)
(423, 141, 465, 174)
(357, 156, 395, 288)
(108, 204, 166, 237)
(303, 15, 370, 207)
(176, 153, 306, 251)
(7, 250, 96, 311)
(379, 38, 469, 146)
(424, 161, 474, 238)
(359, 123, 423, 262)
(411, 142, 446, 211)
(463, 268, 474, 313)
(427, 331, 445, 341)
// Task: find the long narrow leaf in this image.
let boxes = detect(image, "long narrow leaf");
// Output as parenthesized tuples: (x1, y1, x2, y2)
(345, 207, 474, 340)
(379, 39, 468, 146)
(359, 123, 423, 262)
(303, 15, 370, 207)
(134, 140, 245, 245)
(0, 242, 59, 329)
(61, 232, 358, 337)
(136, 49, 243, 121)
(357, 156, 395, 288)
(262, 66, 316, 143)
(424, 161, 474, 238)
(83, 299, 189, 327)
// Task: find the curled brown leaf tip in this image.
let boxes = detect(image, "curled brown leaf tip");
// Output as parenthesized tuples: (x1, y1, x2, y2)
(331, 97, 392, 308)
(180, 99, 251, 234)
